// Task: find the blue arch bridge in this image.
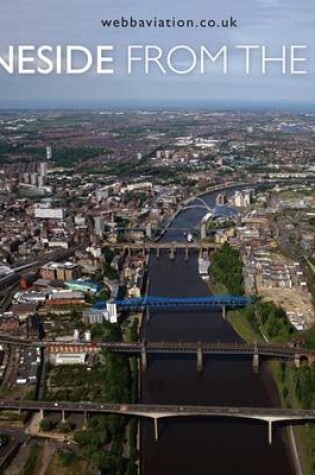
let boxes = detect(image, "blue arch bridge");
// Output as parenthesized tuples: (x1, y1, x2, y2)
(94, 295, 252, 313)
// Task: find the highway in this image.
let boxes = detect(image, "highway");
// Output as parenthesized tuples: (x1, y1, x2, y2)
(1, 400, 315, 423)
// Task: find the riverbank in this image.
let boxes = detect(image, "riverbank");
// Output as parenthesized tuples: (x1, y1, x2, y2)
(228, 310, 307, 475)
(227, 309, 264, 343)
(270, 360, 309, 475)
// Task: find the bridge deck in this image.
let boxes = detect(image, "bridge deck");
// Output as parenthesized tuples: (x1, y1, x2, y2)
(0, 335, 312, 360)
(1, 400, 315, 422)
(94, 295, 253, 310)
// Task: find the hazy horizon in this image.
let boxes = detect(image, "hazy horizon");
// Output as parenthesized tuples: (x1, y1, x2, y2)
(1, 98, 315, 114)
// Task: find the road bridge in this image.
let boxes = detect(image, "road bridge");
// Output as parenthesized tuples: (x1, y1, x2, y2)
(2, 400, 315, 445)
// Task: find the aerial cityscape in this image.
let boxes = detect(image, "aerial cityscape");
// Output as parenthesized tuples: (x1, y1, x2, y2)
(0, 109, 313, 474)
(3, 0, 315, 472)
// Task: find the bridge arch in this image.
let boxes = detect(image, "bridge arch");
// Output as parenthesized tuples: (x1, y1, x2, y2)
(297, 354, 313, 367)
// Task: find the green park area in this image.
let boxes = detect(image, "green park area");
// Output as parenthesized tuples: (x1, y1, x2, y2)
(37, 319, 139, 475)
(208, 242, 244, 295)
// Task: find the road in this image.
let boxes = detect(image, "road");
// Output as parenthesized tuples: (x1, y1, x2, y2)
(1, 400, 315, 423)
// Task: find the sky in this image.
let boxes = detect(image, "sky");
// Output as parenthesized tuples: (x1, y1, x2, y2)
(1, 0, 315, 108)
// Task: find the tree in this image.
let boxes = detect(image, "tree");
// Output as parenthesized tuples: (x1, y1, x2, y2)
(40, 418, 53, 431)
(60, 421, 73, 433)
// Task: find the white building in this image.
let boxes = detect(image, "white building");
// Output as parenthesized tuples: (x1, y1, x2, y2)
(46, 146, 52, 160)
(94, 216, 105, 236)
(233, 190, 252, 208)
(34, 207, 66, 220)
(107, 302, 118, 323)
(38, 162, 47, 177)
(55, 353, 87, 365)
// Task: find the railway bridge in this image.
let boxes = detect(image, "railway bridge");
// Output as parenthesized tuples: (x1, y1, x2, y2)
(103, 241, 216, 260)
(0, 335, 314, 373)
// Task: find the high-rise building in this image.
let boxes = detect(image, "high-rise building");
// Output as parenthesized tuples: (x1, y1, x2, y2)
(38, 176, 45, 188)
(30, 173, 39, 186)
(38, 162, 47, 177)
(216, 193, 227, 205)
(40, 262, 82, 281)
(233, 190, 253, 208)
(23, 173, 30, 184)
(106, 302, 118, 323)
(46, 146, 52, 160)
(94, 216, 105, 236)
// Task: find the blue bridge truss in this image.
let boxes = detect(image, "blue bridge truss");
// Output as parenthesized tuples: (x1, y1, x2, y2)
(94, 295, 252, 311)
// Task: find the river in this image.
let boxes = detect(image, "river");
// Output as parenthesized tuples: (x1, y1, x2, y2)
(140, 186, 295, 475)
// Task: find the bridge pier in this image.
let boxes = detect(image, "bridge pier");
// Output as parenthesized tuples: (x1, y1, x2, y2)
(39, 409, 44, 420)
(185, 246, 189, 261)
(197, 345, 203, 373)
(142, 246, 146, 258)
(267, 420, 273, 445)
(294, 354, 301, 368)
(83, 411, 88, 429)
(62, 410, 66, 424)
(253, 344, 259, 374)
(146, 222, 152, 240)
(309, 356, 315, 366)
(141, 346, 147, 371)
(153, 417, 159, 442)
(199, 247, 203, 259)
(222, 305, 226, 320)
(156, 247, 160, 259)
(170, 245, 175, 260)
(146, 308, 150, 323)
(200, 222, 207, 240)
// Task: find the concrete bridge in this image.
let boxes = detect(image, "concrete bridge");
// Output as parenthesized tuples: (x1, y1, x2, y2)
(2, 399, 315, 445)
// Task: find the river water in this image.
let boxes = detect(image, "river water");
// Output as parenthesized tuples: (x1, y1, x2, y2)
(141, 187, 295, 475)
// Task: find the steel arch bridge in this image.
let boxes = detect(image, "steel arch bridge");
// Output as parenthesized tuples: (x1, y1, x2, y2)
(182, 197, 213, 213)
(94, 295, 252, 311)
(181, 197, 238, 223)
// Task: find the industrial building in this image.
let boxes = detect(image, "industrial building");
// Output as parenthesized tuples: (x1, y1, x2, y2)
(65, 278, 101, 294)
